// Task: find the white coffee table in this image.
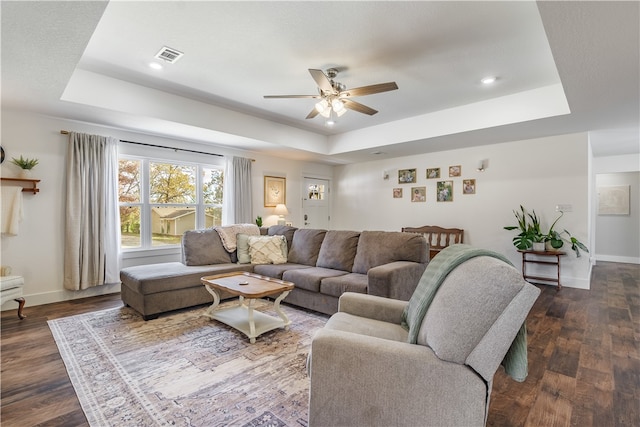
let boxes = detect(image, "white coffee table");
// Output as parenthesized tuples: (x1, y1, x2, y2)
(201, 272, 295, 343)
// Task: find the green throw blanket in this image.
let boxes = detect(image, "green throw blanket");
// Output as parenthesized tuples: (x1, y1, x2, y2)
(401, 244, 530, 382)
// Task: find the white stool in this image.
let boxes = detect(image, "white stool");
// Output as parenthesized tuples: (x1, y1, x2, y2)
(0, 275, 26, 319)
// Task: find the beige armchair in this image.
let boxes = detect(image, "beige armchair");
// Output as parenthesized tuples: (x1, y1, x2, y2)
(308, 246, 540, 427)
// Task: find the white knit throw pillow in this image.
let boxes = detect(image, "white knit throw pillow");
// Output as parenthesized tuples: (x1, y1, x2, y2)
(248, 235, 287, 264)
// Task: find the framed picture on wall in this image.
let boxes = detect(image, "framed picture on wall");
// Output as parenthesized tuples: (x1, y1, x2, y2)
(426, 167, 440, 179)
(463, 179, 476, 194)
(437, 181, 454, 202)
(598, 185, 630, 215)
(264, 176, 286, 207)
(411, 186, 426, 202)
(393, 188, 403, 198)
(398, 168, 417, 184)
(448, 165, 461, 177)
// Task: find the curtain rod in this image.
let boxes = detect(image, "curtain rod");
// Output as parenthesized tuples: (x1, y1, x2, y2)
(60, 130, 255, 161)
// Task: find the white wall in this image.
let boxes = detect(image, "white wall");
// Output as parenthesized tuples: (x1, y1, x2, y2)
(0, 109, 332, 308)
(332, 133, 593, 289)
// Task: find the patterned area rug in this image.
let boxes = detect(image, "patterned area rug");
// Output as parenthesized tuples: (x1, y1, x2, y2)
(48, 301, 328, 426)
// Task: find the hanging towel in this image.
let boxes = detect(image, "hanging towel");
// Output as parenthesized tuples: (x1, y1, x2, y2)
(1, 186, 24, 236)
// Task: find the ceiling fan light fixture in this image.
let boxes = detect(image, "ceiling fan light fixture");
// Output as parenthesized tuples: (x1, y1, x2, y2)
(331, 98, 345, 112)
(315, 99, 329, 113)
(336, 107, 347, 117)
(320, 108, 331, 118)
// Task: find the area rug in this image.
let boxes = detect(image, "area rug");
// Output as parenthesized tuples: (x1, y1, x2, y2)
(48, 301, 328, 427)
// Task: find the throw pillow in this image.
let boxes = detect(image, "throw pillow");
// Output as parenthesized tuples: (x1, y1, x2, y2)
(248, 235, 288, 265)
(236, 233, 251, 264)
(316, 230, 360, 271)
(267, 225, 298, 249)
(182, 229, 232, 266)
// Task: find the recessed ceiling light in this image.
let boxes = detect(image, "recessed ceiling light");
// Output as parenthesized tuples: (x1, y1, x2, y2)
(481, 76, 497, 85)
(149, 62, 163, 70)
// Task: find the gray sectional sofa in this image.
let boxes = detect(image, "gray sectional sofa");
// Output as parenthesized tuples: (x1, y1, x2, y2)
(120, 225, 428, 320)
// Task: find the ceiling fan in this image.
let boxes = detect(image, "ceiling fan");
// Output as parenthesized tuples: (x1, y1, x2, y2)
(264, 68, 398, 121)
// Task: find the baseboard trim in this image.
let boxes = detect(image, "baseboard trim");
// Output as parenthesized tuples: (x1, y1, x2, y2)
(595, 255, 640, 264)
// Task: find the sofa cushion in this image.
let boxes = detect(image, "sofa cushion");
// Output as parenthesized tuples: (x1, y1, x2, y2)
(248, 235, 288, 264)
(283, 267, 348, 293)
(316, 230, 360, 272)
(324, 311, 409, 343)
(352, 231, 428, 274)
(182, 229, 232, 266)
(287, 229, 327, 266)
(253, 263, 311, 279)
(236, 233, 251, 264)
(319, 273, 368, 298)
(268, 225, 298, 250)
(120, 262, 252, 295)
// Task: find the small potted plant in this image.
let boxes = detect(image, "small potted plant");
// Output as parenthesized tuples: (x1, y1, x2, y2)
(255, 216, 263, 227)
(10, 155, 39, 179)
(504, 205, 545, 251)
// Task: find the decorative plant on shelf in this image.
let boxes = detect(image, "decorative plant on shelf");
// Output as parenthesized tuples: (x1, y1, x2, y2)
(504, 205, 589, 257)
(10, 155, 39, 170)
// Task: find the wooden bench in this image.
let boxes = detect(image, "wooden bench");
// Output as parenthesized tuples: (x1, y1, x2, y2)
(402, 226, 464, 260)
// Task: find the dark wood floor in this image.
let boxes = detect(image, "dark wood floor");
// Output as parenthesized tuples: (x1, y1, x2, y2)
(1, 261, 638, 426)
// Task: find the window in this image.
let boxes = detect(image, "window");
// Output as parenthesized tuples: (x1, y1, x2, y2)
(118, 157, 223, 250)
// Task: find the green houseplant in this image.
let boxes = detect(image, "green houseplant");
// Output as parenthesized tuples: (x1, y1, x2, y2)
(255, 216, 263, 227)
(504, 205, 589, 257)
(10, 155, 39, 179)
(10, 155, 39, 170)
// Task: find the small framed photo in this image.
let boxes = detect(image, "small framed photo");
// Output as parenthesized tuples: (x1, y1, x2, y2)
(411, 186, 426, 202)
(426, 168, 440, 179)
(393, 188, 403, 198)
(448, 165, 461, 177)
(264, 175, 286, 207)
(437, 181, 454, 202)
(398, 168, 417, 184)
(463, 179, 476, 194)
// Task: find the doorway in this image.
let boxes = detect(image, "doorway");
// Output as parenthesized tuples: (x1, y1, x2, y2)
(302, 177, 330, 229)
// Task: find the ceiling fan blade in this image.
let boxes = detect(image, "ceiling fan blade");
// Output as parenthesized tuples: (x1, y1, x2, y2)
(343, 99, 378, 115)
(306, 108, 320, 119)
(264, 95, 320, 99)
(341, 82, 398, 97)
(309, 69, 335, 94)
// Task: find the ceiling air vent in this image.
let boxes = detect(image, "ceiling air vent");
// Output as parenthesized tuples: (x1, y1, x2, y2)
(154, 46, 184, 64)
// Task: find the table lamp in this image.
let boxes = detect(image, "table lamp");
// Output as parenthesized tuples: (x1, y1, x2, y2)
(274, 204, 289, 225)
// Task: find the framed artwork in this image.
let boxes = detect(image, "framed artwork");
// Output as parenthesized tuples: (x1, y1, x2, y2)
(463, 179, 476, 194)
(398, 168, 417, 184)
(426, 167, 440, 179)
(411, 186, 426, 202)
(393, 188, 403, 198)
(598, 185, 630, 215)
(448, 165, 461, 177)
(264, 176, 286, 207)
(437, 181, 454, 202)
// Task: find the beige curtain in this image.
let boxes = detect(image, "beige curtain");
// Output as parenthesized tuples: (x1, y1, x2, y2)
(64, 132, 121, 290)
(222, 156, 253, 225)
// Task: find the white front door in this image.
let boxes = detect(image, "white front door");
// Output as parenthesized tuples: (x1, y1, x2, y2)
(302, 177, 330, 229)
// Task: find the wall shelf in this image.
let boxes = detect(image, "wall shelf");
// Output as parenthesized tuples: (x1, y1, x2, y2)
(1, 177, 41, 194)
